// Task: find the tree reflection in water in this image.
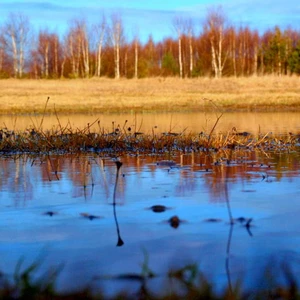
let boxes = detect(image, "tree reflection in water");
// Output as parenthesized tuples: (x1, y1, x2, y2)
(0, 150, 300, 296)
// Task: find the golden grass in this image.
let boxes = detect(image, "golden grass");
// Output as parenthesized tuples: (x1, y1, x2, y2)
(0, 76, 300, 114)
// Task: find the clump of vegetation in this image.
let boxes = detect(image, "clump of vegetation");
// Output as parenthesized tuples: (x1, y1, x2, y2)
(0, 92, 298, 155)
(0, 255, 63, 299)
(0, 255, 299, 299)
(0, 116, 298, 156)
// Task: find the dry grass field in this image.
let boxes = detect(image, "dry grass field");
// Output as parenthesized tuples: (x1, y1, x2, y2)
(0, 76, 299, 114)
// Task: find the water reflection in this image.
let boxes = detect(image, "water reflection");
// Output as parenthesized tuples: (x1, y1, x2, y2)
(1, 150, 300, 205)
(1, 111, 300, 135)
(0, 150, 300, 296)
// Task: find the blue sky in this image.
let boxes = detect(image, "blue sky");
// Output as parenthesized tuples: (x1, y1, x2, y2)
(0, 0, 299, 43)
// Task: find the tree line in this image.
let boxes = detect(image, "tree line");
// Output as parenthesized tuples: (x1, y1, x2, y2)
(0, 7, 300, 79)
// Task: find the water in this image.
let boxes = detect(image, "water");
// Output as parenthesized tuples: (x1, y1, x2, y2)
(1, 111, 300, 135)
(1, 148, 300, 297)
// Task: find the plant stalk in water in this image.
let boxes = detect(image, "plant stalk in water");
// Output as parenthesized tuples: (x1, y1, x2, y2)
(113, 161, 124, 246)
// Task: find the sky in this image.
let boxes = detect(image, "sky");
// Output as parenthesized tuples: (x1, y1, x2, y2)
(0, 0, 299, 43)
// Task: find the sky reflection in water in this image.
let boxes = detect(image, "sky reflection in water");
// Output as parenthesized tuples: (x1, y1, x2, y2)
(0, 151, 300, 296)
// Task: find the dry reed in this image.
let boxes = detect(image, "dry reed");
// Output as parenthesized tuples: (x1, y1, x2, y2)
(0, 119, 297, 155)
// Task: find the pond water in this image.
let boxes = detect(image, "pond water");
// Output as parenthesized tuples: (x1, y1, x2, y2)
(1, 147, 300, 297)
(1, 111, 300, 135)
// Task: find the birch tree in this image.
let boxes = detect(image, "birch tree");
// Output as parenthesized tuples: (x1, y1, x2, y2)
(65, 19, 90, 78)
(0, 31, 5, 74)
(238, 27, 248, 76)
(133, 32, 139, 79)
(53, 34, 59, 77)
(109, 14, 124, 79)
(36, 30, 50, 77)
(227, 27, 236, 77)
(60, 36, 68, 78)
(252, 30, 259, 76)
(80, 22, 90, 78)
(3, 13, 30, 78)
(66, 30, 76, 76)
(204, 7, 229, 78)
(33, 30, 61, 78)
(173, 17, 184, 78)
(186, 19, 194, 77)
(75, 19, 90, 78)
(94, 16, 106, 77)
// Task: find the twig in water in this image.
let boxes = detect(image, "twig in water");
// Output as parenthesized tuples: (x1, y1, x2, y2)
(202, 98, 223, 149)
(225, 223, 234, 294)
(113, 161, 124, 246)
(224, 150, 234, 224)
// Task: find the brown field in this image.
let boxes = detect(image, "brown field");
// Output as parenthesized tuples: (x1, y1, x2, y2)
(0, 76, 300, 114)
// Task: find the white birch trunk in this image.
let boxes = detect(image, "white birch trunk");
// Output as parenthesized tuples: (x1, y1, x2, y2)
(60, 56, 66, 78)
(69, 36, 75, 75)
(189, 34, 193, 77)
(115, 41, 120, 79)
(82, 36, 89, 78)
(96, 43, 102, 77)
(231, 34, 237, 77)
(178, 35, 183, 78)
(19, 27, 24, 78)
(95, 19, 105, 77)
(253, 45, 258, 76)
(210, 39, 218, 78)
(44, 41, 49, 78)
(54, 36, 58, 76)
(112, 20, 121, 79)
(217, 26, 223, 77)
(10, 34, 18, 78)
(134, 38, 138, 79)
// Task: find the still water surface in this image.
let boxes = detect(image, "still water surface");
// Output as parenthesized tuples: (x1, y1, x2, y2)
(1, 148, 300, 296)
(1, 111, 300, 134)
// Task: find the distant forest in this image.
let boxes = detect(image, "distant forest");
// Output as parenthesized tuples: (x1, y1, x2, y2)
(0, 7, 300, 79)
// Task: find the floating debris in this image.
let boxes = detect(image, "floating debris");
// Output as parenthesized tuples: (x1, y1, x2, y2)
(245, 218, 253, 229)
(80, 213, 102, 221)
(42, 211, 58, 217)
(234, 217, 248, 224)
(204, 218, 223, 223)
(233, 217, 254, 232)
(147, 205, 170, 213)
(244, 218, 254, 237)
(167, 215, 186, 228)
